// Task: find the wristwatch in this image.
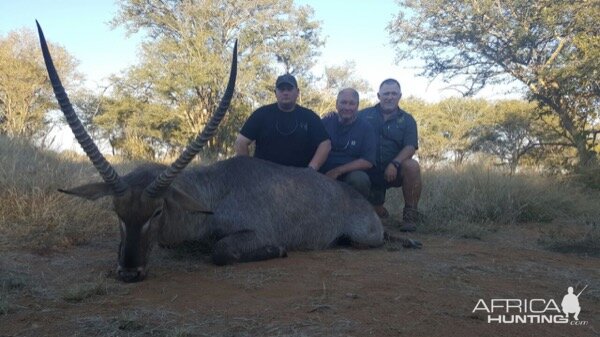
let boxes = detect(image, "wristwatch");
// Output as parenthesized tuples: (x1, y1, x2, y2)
(391, 160, 402, 169)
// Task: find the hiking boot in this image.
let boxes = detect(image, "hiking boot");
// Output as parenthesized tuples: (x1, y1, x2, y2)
(398, 221, 417, 232)
(373, 205, 389, 218)
(400, 207, 420, 232)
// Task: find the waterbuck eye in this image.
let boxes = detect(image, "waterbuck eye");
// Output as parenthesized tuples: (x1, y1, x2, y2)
(152, 209, 163, 218)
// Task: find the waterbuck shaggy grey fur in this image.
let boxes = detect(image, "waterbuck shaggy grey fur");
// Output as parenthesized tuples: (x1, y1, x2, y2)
(37, 22, 419, 283)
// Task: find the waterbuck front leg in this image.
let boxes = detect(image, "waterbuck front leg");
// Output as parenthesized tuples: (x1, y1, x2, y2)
(211, 230, 287, 266)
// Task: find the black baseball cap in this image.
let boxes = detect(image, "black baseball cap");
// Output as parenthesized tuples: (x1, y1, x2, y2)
(275, 74, 297, 88)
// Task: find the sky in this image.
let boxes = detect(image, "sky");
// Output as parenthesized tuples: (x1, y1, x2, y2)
(0, 0, 140, 89)
(1, 0, 522, 101)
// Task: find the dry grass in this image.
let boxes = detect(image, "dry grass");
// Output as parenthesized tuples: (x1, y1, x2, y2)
(0, 136, 118, 251)
(538, 221, 600, 257)
(2, 135, 599, 255)
(0, 269, 28, 316)
(62, 278, 110, 303)
(72, 306, 349, 337)
(385, 164, 600, 251)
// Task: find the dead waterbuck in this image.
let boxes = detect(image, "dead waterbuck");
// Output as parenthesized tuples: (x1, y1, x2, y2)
(37, 22, 419, 283)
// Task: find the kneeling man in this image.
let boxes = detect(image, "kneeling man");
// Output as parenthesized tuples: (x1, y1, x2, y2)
(320, 88, 375, 199)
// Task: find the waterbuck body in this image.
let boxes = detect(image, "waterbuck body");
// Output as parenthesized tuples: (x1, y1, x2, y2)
(37, 22, 415, 283)
(142, 156, 383, 251)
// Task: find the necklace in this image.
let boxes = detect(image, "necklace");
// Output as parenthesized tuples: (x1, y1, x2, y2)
(332, 122, 351, 151)
(275, 112, 298, 136)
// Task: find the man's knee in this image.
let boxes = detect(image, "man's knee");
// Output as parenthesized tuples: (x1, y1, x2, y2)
(401, 158, 421, 175)
(342, 171, 371, 198)
(399, 159, 421, 187)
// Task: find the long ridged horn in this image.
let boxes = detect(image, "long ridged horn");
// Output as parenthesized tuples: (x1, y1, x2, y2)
(36, 21, 129, 196)
(144, 40, 238, 198)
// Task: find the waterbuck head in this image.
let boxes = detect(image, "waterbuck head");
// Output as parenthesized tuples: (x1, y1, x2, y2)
(37, 21, 237, 282)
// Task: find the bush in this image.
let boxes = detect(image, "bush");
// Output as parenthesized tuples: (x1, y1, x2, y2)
(572, 165, 600, 191)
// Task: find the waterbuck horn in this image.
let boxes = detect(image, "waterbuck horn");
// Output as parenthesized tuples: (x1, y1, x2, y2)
(36, 21, 129, 196)
(144, 40, 238, 198)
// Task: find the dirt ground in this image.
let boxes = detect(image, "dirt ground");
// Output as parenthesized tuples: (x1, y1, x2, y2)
(1, 222, 598, 337)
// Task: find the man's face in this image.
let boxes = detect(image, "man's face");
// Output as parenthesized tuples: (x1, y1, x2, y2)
(336, 91, 359, 123)
(275, 84, 299, 111)
(377, 83, 402, 113)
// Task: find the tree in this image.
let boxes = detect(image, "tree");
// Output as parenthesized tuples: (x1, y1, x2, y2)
(388, 0, 600, 167)
(469, 100, 543, 173)
(97, 0, 324, 159)
(0, 28, 79, 141)
(410, 97, 491, 167)
(301, 61, 371, 116)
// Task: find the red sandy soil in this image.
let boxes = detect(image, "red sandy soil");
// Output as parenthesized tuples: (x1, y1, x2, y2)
(1, 223, 598, 337)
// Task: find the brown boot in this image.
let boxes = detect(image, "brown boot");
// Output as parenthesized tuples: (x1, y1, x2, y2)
(399, 207, 420, 232)
(373, 205, 389, 219)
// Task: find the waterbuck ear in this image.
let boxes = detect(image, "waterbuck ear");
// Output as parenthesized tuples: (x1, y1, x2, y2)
(58, 183, 114, 200)
(167, 186, 213, 214)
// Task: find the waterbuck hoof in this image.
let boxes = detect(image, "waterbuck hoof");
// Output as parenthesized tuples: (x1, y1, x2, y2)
(402, 239, 422, 249)
(278, 246, 288, 258)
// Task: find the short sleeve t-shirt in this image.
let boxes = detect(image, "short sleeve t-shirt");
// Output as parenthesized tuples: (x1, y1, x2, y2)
(320, 114, 376, 173)
(240, 103, 330, 167)
(359, 104, 418, 167)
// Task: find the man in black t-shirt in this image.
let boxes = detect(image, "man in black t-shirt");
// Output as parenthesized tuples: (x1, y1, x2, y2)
(235, 74, 331, 169)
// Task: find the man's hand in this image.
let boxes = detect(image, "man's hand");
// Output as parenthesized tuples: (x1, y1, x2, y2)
(326, 168, 342, 180)
(384, 163, 398, 183)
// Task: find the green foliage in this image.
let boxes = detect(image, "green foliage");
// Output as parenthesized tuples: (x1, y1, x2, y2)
(302, 61, 371, 116)
(414, 97, 492, 166)
(0, 28, 80, 141)
(93, 0, 324, 159)
(468, 100, 546, 172)
(389, 0, 600, 167)
(406, 97, 538, 170)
